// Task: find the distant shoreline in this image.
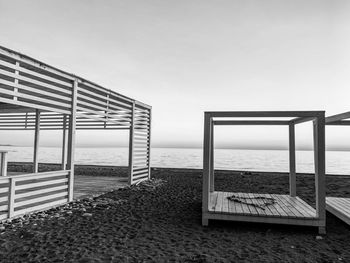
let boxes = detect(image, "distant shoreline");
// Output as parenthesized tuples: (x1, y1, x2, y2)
(7, 162, 350, 177)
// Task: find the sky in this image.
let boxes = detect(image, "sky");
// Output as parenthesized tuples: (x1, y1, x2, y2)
(0, 0, 349, 150)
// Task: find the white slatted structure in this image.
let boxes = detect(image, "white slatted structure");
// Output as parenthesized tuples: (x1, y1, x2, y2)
(0, 171, 71, 220)
(0, 45, 151, 220)
(325, 112, 350, 225)
(202, 111, 326, 234)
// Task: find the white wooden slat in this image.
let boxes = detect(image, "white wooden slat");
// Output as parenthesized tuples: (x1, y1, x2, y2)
(18, 66, 72, 87)
(0, 213, 8, 220)
(14, 198, 68, 217)
(15, 184, 68, 200)
(15, 178, 68, 191)
(132, 172, 149, 180)
(15, 191, 68, 208)
(0, 196, 8, 202)
(0, 59, 16, 69)
(17, 83, 72, 102)
(77, 85, 132, 109)
(14, 170, 69, 181)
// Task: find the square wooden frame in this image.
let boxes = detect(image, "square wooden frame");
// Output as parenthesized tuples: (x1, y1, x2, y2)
(202, 111, 326, 234)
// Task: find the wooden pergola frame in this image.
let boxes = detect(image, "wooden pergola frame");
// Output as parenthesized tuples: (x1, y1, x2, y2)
(325, 111, 350, 225)
(0, 46, 151, 221)
(202, 111, 326, 234)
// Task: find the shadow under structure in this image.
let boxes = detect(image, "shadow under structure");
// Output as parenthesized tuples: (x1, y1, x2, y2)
(0, 46, 151, 221)
(202, 111, 326, 234)
(325, 111, 350, 225)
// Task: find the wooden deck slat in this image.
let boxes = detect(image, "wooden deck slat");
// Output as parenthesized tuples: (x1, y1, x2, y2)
(209, 192, 218, 211)
(326, 197, 350, 226)
(294, 197, 316, 218)
(264, 193, 281, 217)
(214, 192, 224, 212)
(270, 194, 289, 217)
(278, 195, 305, 218)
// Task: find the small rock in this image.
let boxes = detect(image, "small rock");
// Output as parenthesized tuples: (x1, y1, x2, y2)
(82, 213, 92, 217)
(66, 211, 73, 215)
(315, 235, 323, 240)
(58, 217, 65, 220)
(0, 225, 5, 231)
(290, 246, 295, 249)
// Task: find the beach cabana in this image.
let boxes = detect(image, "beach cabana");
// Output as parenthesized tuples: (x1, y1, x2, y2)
(0, 46, 151, 221)
(325, 111, 350, 225)
(202, 111, 326, 234)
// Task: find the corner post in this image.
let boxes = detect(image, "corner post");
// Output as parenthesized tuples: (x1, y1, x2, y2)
(147, 108, 152, 180)
(209, 120, 214, 192)
(128, 102, 135, 185)
(66, 79, 78, 202)
(61, 114, 67, 170)
(33, 109, 41, 173)
(314, 113, 326, 234)
(202, 112, 212, 226)
(289, 123, 296, 197)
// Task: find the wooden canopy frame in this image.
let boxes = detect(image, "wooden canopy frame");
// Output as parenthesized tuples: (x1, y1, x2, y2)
(0, 45, 151, 221)
(325, 111, 350, 225)
(202, 111, 326, 234)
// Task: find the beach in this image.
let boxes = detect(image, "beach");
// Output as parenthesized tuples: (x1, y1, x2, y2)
(0, 166, 349, 262)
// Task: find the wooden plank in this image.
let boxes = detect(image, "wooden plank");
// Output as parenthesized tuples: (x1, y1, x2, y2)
(0, 152, 7, 176)
(128, 102, 135, 185)
(202, 113, 211, 223)
(15, 178, 68, 191)
(264, 193, 281, 217)
(14, 198, 68, 217)
(14, 191, 68, 208)
(290, 116, 316, 125)
(278, 195, 305, 218)
(222, 192, 229, 213)
(214, 192, 224, 212)
(8, 178, 15, 218)
(11, 170, 69, 181)
(326, 111, 350, 123)
(270, 194, 289, 217)
(209, 192, 218, 211)
(15, 184, 68, 199)
(0, 195, 8, 202)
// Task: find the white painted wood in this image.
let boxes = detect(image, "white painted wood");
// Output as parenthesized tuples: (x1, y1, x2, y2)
(213, 120, 289, 125)
(128, 102, 135, 185)
(15, 184, 68, 199)
(15, 178, 68, 191)
(61, 115, 67, 170)
(33, 109, 40, 173)
(209, 121, 214, 192)
(326, 111, 350, 123)
(8, 178, 15, 218)
(208, 111, 323, 118)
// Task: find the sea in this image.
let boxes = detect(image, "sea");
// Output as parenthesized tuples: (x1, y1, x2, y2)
(0, 146, 349, 175)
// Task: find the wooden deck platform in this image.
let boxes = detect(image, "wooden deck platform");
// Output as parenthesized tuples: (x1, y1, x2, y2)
(204, 191, 322, 227)
(326, 197, 350, 225)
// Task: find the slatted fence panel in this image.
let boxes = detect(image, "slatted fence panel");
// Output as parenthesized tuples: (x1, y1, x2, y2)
(0, 49, 73, 114)
(130, 104, 151, 184)
(0, 170, 71, 221)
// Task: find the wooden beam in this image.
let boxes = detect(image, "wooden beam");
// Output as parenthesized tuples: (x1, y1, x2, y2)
(313, 115, 326, 234)
(202, 113, 212, 226)
(147, 109, 152, 180)
(0, 152, 7, 176)
(289, 124, 296, 197)
(213, 120, 289, 125)
(207, 111, 324, 118)
(290, 116, 316, 125)
(66, 79, 78, 202)
(326, 120, 350, 126)
(128, 102, 135, 185)
(33, 109, 41, 173)
(326, 111, 350, 123)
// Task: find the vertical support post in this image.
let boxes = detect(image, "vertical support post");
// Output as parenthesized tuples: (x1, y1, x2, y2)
(202, 112, 212, 226)
(289, 123, 296, 197)
(147, 108, 152, 180)
(128, 102, 135, 185)
(8, 177, 15, 218)
(66, 79, 78, 202)
(209, 121, 214, 192)
(313, 114, 326, 234)
(61, 114, 67, 170)
(14, 61, 19, 101)
(33, 109, 41, 173)
(0, 152, 7, 176)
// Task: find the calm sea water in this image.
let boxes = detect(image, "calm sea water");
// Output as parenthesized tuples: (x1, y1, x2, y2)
(0, 146, 349, 175)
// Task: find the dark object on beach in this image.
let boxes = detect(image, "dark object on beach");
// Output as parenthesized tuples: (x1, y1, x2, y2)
(227, 194, 276, 210)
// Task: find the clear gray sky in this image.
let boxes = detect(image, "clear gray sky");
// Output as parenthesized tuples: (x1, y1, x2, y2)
(0, 0, 349, 149)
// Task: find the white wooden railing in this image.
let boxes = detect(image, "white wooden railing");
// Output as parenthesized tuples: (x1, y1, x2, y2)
(0, 170, 72, 221)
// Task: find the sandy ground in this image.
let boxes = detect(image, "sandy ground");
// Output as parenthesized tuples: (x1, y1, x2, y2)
(1, 166, 350, 262)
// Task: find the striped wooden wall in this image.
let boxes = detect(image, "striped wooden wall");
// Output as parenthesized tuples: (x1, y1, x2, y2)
(0, 170, 71, 221)
(0, 46, 151, 185)
(130, 103, 151, 184)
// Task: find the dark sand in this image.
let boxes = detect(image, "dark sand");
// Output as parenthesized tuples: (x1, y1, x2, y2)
(1, 165, 350, 262)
